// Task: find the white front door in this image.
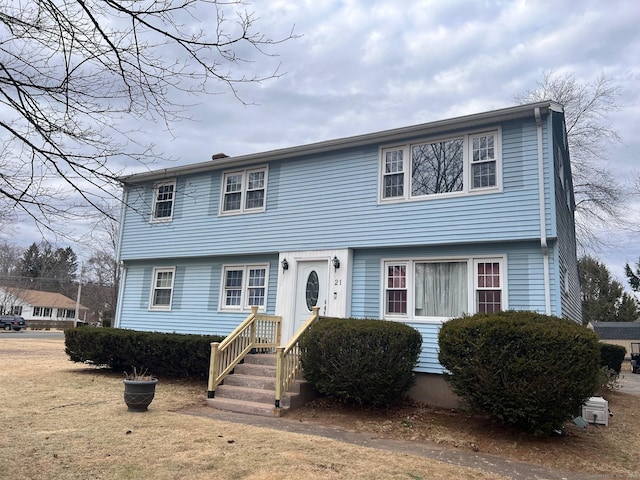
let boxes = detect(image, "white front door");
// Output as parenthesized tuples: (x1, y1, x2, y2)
(293, 260, 329, 333)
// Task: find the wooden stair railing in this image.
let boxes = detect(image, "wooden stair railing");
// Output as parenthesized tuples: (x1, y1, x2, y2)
(207, 306, 282, 398)
(275, 306, 320, 408)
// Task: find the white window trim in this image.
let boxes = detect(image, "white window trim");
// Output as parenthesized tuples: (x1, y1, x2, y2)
(149, 266, 176, 311)
(220, 264, 269, 312)
(151, 180, 176, 223)
(219, 166, 268, 216)
(378, 128, 502, 203)
(381, 255, 507, 324)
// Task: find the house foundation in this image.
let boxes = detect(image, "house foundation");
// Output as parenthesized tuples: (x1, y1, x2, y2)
(408, 373, 463, 409)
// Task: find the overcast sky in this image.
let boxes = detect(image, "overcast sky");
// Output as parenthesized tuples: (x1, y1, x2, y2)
(10, 0, 640, 284)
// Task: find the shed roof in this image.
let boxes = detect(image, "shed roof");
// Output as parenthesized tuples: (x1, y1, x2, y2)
(591, 321, 640, 340)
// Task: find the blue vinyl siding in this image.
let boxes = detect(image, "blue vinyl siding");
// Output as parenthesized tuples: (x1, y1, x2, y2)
(349, 241, 553, 374)
(119, 255, 278, 334)
(115, 106, 579, 375)
(551, 112, 581, 322)
(119, 119, 551, 260)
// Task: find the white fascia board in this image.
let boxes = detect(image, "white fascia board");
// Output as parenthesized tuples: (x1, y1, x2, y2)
(120, 100, 562, 184)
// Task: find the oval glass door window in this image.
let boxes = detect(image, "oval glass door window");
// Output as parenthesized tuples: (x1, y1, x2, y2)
(305, 271, 319, 310)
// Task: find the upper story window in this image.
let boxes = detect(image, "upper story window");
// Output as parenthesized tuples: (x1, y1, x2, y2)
(221, 167, 267, 215)
(151, 180, 176, 222)
(221, 264, 268, 311)
(383, 256, 504, 322)
(149, 267, 175, 310)
(380, 130, 500, 202)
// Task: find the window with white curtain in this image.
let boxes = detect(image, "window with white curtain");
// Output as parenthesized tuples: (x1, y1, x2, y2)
(414, 262, 468, 317)
(384, 257, 504, 322)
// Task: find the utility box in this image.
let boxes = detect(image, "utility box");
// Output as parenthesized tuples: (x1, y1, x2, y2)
(582, 396, 609, 426)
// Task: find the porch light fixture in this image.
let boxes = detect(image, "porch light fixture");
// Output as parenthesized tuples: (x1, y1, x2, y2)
(281, 258, 289, 272)
(332, 256, 340, 271)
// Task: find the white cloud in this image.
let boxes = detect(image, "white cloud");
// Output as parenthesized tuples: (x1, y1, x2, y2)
(5, 0, 640, 273)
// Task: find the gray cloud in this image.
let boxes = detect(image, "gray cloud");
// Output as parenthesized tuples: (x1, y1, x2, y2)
(9, 0, 640, 279)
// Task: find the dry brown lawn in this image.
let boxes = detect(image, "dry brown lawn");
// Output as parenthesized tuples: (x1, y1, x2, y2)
(0, 336, 504, 480)
(2, 335, 639, 479)
(286, 363, 640, 479)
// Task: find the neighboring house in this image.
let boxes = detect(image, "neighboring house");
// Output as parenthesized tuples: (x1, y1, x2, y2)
(115, 100, 581, 406)
(0, 287, 89, 323)
(591, 321, 640, 358)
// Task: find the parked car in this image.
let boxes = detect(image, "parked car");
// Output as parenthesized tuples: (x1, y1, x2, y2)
(0, 315, 26, 331)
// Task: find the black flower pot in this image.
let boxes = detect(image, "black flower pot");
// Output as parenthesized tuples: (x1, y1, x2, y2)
(123, 378, 158, 412)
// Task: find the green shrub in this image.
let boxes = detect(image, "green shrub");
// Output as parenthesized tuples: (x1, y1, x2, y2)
(438, 311, 600, 436)
(599, 343, 626, 374)
(64, 327, 225, 378)
(299, 317, 422, 407)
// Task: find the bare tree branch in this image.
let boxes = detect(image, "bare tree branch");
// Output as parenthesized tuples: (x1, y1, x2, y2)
(0, 0, 295, 235)
(514, 71, 634, 251)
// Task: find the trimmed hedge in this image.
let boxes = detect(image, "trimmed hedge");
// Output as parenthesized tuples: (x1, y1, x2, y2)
(599, 343, 626, 374)
(299, 317, 422, 407)
(64, 327, 225, 378)
(438, 311, 601, 436)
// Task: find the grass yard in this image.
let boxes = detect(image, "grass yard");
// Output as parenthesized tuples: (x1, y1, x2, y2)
(0, 336, 504, 480)
(2, 335, 639, 479)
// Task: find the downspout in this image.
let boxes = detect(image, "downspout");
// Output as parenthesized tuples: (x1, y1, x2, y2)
(113, 188, 129, 328)
(535, 108, 552, 315)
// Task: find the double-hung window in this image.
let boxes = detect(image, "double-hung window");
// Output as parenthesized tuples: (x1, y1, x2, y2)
(382, 150, 405, 198)
(474, 260, 502, 313)
(222, 265, 268, 310)
(380, 130, 500, 202)
(151, 181, 176, 222)
(471, 134, 497, 189)
(383, 257, 504, 321)
(221, 167, 267, 214)
(150, 267, 175, 310)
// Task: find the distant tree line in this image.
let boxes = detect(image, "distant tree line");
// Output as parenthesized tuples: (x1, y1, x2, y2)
(0, 240, 118, 326)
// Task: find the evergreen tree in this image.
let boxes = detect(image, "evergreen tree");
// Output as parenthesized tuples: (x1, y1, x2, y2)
(624, 258, 640, 293)
(579, 255, 638, 323)
(18, 243, 42, 279)
(17, 242, 78, 293)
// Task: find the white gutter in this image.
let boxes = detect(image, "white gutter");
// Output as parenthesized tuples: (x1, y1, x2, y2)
(113, 267, 127, 329)
(115, 188, 128, 263)
(113, 189, 128, 329)
(121, 100, 564, 184)
(535, 107, 552, 315)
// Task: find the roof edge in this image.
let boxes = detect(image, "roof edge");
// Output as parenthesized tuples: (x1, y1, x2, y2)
(120, 100, 562, 184)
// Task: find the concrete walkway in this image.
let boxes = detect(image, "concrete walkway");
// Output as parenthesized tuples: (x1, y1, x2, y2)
(181, 369, 640, 479)
(181, 407, 613, 480)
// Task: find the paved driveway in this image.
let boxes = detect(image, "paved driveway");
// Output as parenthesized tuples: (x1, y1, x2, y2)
(619, 368, 640, 395)
(0, 330, 64, 339)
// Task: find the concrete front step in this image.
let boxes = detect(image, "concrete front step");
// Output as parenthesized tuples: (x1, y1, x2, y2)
(233, 362, 277, 378)
(206, 397, 278, 417)
(207, 353, 318, 417)
(224, 373, 305, 393)
(215, 384, 293, 407)
(243, 353, 278, 366)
